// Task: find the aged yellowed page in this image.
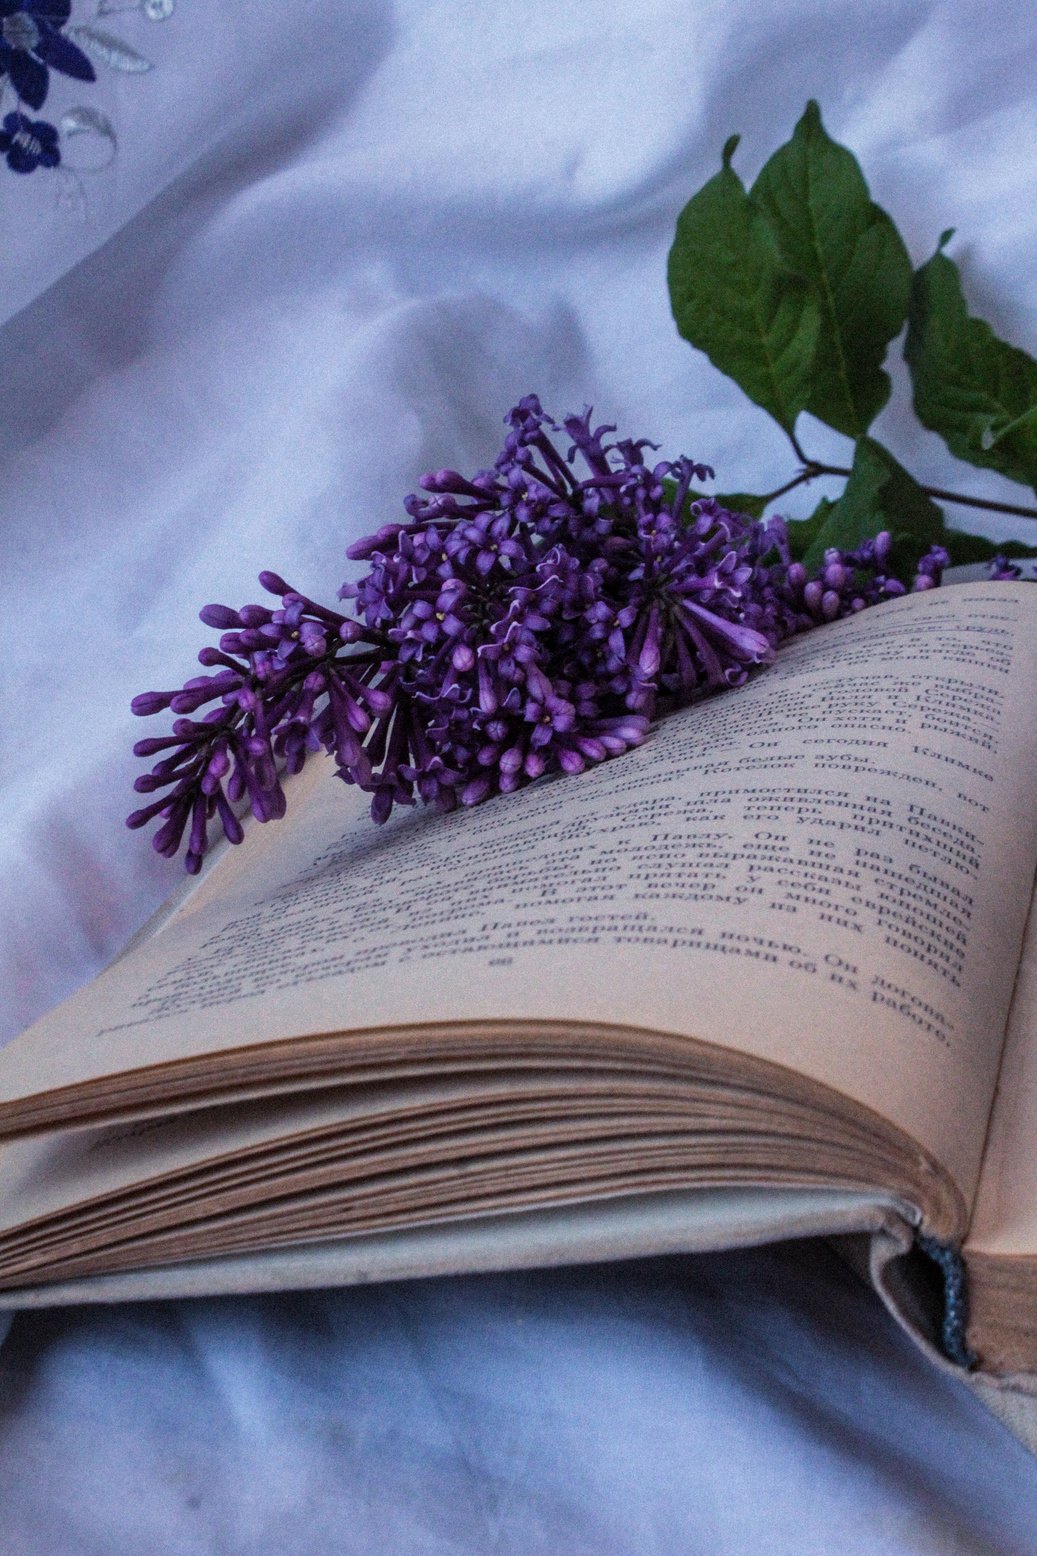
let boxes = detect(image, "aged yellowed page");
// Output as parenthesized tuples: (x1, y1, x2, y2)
(4, 584, 1037, 1219)
(0, 1069, 725, 1240)
(955, 875, 1037, 1372)
(967, 884, 1037, 1258)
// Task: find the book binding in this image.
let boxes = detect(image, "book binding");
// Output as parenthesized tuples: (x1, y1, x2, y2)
(916, 1234, 977, 1370)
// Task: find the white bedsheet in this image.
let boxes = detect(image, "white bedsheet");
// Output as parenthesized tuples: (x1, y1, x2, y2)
(2, 1, 1037, 1547)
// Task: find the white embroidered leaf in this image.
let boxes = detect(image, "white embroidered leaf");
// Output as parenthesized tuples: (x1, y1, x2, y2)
(68, 25, 154, 72)
(60, 106, 117, 145)
(59, 104, 118, 170)
(144, 0, 175, 18)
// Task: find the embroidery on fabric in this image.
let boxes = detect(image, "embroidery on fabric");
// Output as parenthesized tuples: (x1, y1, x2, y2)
(0, 0, 173, 184)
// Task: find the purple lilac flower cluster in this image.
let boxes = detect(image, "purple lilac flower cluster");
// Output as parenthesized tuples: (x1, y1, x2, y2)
(989, 555, 1025, 581)
(129, 396, 949, 871)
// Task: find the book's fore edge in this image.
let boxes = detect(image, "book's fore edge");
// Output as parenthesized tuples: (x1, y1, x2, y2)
(0, 1186, 908, 1309)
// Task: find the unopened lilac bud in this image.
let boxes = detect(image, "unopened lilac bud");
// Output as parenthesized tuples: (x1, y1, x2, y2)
(299, 622, 328, 655)
(215, 792, 244, 845)
(132, 735, 180, 757)
(126, 798, 168, 829)
(460, 776, 492, 806)
(199, 603, 241, 629)
(239, 604, 274, 628)
(131, 691, 173, 717)
(370, 787, 394, 825)
(153, 804, 190, 858)
(635, 604, 662, 677)
(197, 646, 237, 668)
(258, 570, 291, 596)
(346, 524, 405, 561)
(575, 736, 608, 762)
(170, 685, 215, 714)
(421, 469, 474, 493)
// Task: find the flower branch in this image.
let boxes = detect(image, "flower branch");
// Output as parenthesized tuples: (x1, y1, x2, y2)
(766, 457, 1037, 523)
(131, 396, 950, 872)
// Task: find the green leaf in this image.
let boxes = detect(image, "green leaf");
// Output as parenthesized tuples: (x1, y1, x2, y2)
(784, 497, 836, 562)
(941, 530, 1037, 567)
(668, 135, 822, 434)
(905, 239, 1037, 494)
(751, 101, 912, 438)
(802, 436, 944, 582)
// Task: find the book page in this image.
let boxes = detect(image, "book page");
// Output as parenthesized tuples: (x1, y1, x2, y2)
(966, 879, 1037, 1257)
(6, 584, 1037, 1212)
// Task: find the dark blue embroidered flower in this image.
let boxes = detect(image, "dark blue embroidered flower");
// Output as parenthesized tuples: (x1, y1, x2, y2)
(0, 0, 94, 113)
(0, 108, 58, 171)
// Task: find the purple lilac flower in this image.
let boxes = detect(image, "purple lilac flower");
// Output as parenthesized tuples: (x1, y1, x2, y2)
(130, 396, 949, 870)
(988, 554, 1023, 581)
(912, 544, 951, 591)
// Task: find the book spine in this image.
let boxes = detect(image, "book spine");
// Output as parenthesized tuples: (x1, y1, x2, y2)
(915, 1234, 977, 1369)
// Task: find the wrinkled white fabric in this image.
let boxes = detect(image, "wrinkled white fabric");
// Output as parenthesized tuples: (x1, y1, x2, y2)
(2, 0, 1037, 1548)
(3, 1246, 1037, 1555)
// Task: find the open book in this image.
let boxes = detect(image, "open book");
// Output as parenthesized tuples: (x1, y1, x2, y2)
(3, 583, 1037, 1430)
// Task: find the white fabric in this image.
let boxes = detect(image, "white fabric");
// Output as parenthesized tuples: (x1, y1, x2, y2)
(2, 1247, 1037, 1554)
(3, 0, 1037, 1546)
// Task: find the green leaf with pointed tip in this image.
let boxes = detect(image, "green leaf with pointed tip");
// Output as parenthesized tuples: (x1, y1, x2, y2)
(668, 135, 822, 434)
(751, 101, 912, 438)
(905, 241, 1037, 494)
(784, 497, 836, 562)
(802, 436, 944, 583)
(941, 530, 1037, 567)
